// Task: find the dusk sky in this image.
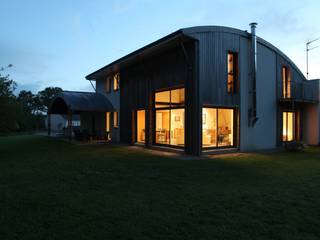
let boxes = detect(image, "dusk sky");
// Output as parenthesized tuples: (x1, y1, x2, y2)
(1, 0, 319, 93)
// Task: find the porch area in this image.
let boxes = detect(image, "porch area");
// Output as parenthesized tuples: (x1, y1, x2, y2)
(48, 91, 115, 141)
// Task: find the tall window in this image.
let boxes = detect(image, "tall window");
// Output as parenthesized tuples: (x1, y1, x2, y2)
(106, 112, 111, 140)
(113, 112, 119, 128)
(113, 73, 120, 91)
(283, 111, 297, 141)
(227, 52, 238, 93)
(282, 67, 291, 98)
(137, 110, 145, 143)
(202, 108, 234, 148)
(155, 88, 185, 146)
(105, 77, 111, 93)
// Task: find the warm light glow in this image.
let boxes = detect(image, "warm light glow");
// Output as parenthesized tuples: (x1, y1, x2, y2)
(227, 52, 237, 93)
(283, 111, 295, 141)
(155, 88, 185, 146)
(155, 88, 185, 108)
(106, 112, 110, 132)
(282, 67, 291, 98)
(156, 109, 170, 144)
(155, 90, 170, 108)
(113, 73, 120, 91)
(137, 110, 145, 143)
(202, 108, 234, 148)
(113, 111, 119, 128)
(170, 109, 185, 146)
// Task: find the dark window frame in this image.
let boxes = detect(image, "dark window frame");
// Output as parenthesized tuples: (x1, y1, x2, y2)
(227, 51, 238, 94)
(282, 110, 299, 142)
(152, 86, 185, 149)
(113, 111, 119, 128)
(202, 105, 238, 149)
(113, 73, 120, 92)
(282, 66, 291, 99)
(105, 76, 111, 93)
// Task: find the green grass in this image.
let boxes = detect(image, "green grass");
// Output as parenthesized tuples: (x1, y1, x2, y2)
(0, 135, 320, 240)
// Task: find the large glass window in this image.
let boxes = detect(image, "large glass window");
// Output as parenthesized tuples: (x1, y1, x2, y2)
(202, 108, 234, 148)
(282, 67, 291, 98)
(155, 88, 185, 147)
(283, 111, 296, 141)
(137, 110, 145, 143)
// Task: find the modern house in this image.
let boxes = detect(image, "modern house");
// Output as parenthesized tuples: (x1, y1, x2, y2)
(49, 23, 320, 155)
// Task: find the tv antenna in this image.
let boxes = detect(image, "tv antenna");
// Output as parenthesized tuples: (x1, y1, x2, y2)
(306, 38, 319, 80)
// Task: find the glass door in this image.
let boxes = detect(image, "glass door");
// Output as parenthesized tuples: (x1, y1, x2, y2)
(136, 110, 145, 143)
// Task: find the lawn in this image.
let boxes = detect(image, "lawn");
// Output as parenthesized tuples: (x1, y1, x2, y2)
(0, 135, 320, 240)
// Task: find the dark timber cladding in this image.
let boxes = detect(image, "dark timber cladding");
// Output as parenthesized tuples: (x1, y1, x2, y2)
(120, 37, 200, 154)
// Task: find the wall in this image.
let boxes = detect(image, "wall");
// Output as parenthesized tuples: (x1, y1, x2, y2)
(303, 103, 320, 145)
(95, 77, 120, 142)
(120, 40, 198, 153)
(239, 41, 277, 151)
(188, 31, 278, 151)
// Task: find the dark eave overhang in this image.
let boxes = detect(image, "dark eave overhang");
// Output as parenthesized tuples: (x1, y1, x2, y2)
(85, 29, 196, 80)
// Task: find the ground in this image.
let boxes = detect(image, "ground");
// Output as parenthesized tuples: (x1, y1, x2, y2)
(0, 135, 320, 240)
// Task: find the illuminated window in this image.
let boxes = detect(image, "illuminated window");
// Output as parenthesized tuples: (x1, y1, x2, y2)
(137, 110, 145, 143)
(155, 88, 185, 146)
(106, 112, 110, 132)
(113, 112, 119, 128)
(106, 112, 111, 140)
(202, 108, 234, 148)
(155, 90, 170, 108)
(283, 111, 297, 141)
(155, 88, 185, 108)
(105, 77, 111, 93)
(282, 67, 291, 98)
(113, 73, 120, 91)
(227, 52, 238, 93)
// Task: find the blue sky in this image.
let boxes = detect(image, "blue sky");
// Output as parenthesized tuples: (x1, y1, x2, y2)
(1, 0, 319, 93)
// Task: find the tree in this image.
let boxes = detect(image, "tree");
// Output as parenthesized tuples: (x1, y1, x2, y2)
(0, 74, 16, 98)
(37, 87, 62, 113)
(17, 90, 35, 114)
(0, 74, 21, 132)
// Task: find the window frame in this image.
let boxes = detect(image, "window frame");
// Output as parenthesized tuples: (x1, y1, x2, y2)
(113, 111, 119, 128)
(282, 66, 291, 99)
(227, 51, 238, 94)
(105, 76, 111, 93)
(202, 105, 237, 149)
(282, 110, 299, 142)
(136, 109, 146, 144)
(113, 73, 120, 92)
(153, 86, 185, 148)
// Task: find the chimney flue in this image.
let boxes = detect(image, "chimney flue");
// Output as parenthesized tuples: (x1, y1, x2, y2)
(249, 22, 258, 127)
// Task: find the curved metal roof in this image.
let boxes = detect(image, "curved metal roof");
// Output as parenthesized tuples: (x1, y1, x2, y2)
(86, 25, 306, 81)
(49, 91, 115, 114)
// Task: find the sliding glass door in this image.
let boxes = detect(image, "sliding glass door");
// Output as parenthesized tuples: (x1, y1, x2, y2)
(154, 88, 185, 147)
(202, 107, 234, 148)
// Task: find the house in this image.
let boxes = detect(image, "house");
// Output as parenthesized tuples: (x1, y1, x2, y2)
(49, 23, 320, 155)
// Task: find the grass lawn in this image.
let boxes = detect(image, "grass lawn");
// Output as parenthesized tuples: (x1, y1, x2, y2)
(0, 135, 320, 240)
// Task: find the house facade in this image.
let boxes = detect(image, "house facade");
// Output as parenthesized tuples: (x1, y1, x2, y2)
(49, 24, 320, 155)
